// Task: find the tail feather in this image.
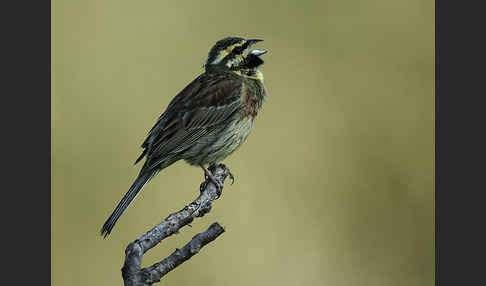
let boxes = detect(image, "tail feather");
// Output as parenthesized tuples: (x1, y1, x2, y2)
(101, 171, 154, 238)
(134, 149, 147, 165)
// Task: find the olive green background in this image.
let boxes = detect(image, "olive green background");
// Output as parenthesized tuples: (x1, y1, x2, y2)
(52, 0, 434, 285)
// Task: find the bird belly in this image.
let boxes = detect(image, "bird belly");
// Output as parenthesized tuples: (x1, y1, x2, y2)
(183, 117, 254, 166)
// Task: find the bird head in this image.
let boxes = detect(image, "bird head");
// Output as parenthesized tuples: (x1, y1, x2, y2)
(204, 37, 267, 72)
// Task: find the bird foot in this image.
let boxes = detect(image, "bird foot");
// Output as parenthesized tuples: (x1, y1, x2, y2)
(211, 163, 235, 185)
(202, 165, 223, 198)
(201, 163, 236, 199)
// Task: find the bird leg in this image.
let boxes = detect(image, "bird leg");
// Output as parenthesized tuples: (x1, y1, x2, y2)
(200, 165, 223, 198)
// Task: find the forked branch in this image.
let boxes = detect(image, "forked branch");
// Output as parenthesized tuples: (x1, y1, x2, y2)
(121, 164, 232, 286)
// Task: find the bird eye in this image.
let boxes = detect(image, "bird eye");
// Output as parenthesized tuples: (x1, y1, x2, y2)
(233, 46, 245, 55)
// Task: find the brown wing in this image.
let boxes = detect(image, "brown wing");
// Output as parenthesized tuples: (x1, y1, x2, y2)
(135, 72, 244, 170)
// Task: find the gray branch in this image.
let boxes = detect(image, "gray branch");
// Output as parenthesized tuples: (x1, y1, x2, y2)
(121, 164, 232, 286)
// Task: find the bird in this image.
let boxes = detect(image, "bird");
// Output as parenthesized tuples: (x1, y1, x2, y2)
(101, 37, 268, 238)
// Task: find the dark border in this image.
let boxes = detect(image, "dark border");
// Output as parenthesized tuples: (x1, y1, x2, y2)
(3, 1, 51, 285)
(437, 0, 485, 285)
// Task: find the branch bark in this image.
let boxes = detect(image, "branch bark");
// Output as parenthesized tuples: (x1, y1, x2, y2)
(121, 163, 232, 286)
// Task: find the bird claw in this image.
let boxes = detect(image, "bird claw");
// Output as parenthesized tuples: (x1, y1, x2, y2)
(228, 170, 235, 185)
(213, 163, 235, 185)
(215, 186, 222, 199)
(210, 178, 223, 199)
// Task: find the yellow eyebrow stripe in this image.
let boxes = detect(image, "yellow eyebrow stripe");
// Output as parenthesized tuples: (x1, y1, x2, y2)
(212, 40, 246, 64)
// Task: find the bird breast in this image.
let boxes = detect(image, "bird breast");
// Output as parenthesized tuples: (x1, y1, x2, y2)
(241, 75, 267, 118)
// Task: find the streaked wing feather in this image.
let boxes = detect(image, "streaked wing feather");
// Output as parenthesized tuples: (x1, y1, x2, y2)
(138, 72, 243, 170)
(182, 100, 240, 130)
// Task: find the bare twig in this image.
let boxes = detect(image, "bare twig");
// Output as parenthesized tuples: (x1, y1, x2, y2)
(121, 163, 232, 286)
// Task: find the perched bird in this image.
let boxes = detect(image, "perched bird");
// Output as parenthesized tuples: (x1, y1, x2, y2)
(101, 37, 268, 238)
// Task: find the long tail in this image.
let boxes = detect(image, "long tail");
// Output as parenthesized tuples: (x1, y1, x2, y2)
(101, 171, 154, 238)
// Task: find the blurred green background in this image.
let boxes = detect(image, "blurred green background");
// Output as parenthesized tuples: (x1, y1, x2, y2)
(52, 0, 434, 285)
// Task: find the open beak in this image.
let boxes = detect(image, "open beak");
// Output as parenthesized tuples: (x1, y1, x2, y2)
(245, 39, 267, 68)
(246, 39, 267, 55)
(249, 49, 267, 56)
(246, 39, 264, 46)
